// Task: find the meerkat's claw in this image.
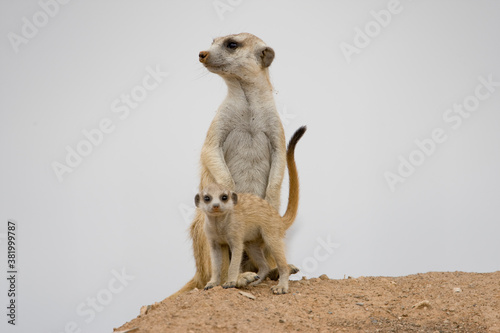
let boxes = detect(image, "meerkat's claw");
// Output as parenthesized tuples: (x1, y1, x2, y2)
(268, 264, 299, 281)
(222, 281, 236, 289)
(204, 282, 218, 290)
(249, 270, 269, 286)
(271, 285, 288, 294)
(289, 264, 300, 275)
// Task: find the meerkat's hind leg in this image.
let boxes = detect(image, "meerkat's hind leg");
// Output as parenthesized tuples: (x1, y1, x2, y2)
(267, 264, 300, 281)
(271, 260, 290, 295)
(245, 242, 270, 286)
(266, 238, 290, 294)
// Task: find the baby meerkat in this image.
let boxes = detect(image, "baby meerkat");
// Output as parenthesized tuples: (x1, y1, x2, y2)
(195, 126, 306, 294)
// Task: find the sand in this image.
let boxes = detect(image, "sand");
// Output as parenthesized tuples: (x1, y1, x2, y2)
(115, 271, 500, 332)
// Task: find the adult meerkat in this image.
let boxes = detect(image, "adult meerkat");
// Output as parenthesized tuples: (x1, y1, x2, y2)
(172, 33, 294, 297)
(196, 126, 306, 294)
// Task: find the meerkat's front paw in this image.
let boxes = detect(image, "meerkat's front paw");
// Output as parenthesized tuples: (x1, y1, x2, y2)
(271, 285, 289, 294)
(250, 270, 268, 287)
(222, 281, 236, 289)
(236, 272, 259, 287)
(204, 282, 219, 290)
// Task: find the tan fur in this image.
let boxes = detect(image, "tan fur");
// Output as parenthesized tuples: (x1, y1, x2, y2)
(196, 127, 305, 295)
(173, 33, 293, 297)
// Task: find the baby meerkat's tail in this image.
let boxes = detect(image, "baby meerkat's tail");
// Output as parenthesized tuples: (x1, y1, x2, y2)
(282, 126, 307, 229)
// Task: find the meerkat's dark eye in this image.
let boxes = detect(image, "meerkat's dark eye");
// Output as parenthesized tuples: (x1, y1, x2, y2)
(226, 41, 238, 49)
(221, 194, 228, 202)
(204, 195, 211, 202)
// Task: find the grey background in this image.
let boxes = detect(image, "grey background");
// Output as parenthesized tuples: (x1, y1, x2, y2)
(1, 0, 499, 332)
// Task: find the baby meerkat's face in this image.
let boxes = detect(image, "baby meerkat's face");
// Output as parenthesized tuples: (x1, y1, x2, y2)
(195, 184, 238, 216)
(198, 32, 274, 78)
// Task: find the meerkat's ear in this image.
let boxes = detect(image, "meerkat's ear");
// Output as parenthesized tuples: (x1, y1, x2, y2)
(194, 194, 200, 207)
(257, 46, 275, 68)
(231, 192, 238, 205)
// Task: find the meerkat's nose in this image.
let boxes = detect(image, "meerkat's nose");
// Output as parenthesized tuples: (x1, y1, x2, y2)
(199, 51, 209, 63)
(212, 203, 219, 208)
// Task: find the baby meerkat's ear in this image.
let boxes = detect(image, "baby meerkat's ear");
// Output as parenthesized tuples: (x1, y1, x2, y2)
(194, 194, 200, 207)
(257, 46, 275, 68)
(231, 192, 238, 205)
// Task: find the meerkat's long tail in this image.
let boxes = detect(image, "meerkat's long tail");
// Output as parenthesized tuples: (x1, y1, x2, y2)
(282, 126, 306, 229)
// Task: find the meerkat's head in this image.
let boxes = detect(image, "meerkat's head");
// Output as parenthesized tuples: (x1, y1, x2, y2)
(198, 33, 275, 80)
(195, 183, 238, 216)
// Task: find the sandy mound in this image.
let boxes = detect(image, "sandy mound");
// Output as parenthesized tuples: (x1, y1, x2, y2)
(116, 271, 500, 332)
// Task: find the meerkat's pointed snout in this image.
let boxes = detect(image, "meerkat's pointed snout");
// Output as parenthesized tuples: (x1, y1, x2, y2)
(199, 51, 209, 63)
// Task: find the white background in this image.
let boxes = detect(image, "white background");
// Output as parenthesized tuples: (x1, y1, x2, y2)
(1, 0, 499, 332)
